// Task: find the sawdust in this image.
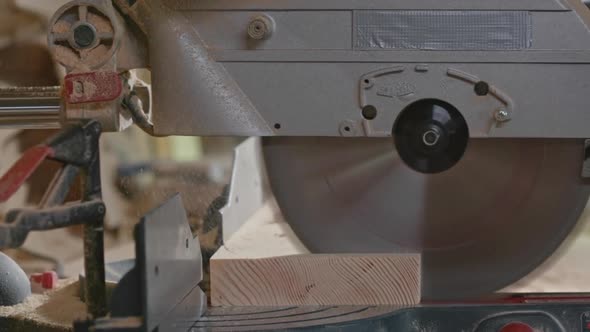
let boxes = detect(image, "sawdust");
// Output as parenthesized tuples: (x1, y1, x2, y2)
(84, 44, 110, 68)
(87, 12, 113, 34)
(33, 281, 87, 326)
(0, 292, 48, 317)
(0, 278, 86, 328)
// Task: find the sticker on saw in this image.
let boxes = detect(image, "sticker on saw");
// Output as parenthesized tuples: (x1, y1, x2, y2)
(377, 81, 417, 100)
(354, 10, 533, 50)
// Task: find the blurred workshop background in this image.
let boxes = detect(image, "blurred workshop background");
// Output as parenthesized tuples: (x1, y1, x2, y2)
(1, 0, 590, 298)
(0, 0, 236, 286)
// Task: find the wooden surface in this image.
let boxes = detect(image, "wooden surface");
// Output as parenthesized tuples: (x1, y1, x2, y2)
(211, 200, 421, 307)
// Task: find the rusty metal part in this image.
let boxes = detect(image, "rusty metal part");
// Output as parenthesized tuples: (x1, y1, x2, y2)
(122, 93, 155, 136)
(0, 77, 144, 133)
(79, 121, 107, 318)
(65, 71, 123, 104)
(48, 1, 122, 70)
(0, 87, 61, 129)
(0, 200, 106, 249)
(45, 1, 144, 133)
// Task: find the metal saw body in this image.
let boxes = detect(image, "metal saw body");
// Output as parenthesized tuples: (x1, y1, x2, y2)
(35, 0, 590, 138)
(141, 0, 590, 139)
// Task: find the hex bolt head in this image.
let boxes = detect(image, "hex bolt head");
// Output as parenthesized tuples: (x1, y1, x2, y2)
(362, 105, 378, 120)
(248, 15, 274, 40)
(422, 129, 441, 147)
(495, 108, 512, 122)
(474, 81, 490, 96)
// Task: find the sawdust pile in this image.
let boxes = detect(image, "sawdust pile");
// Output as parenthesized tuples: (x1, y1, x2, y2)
(0, 279, 87, 329)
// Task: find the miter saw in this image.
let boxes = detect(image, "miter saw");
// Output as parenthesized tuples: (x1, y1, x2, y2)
(2, 0, 590, 331)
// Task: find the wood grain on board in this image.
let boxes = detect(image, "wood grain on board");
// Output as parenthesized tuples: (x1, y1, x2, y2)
(211, 200, 421, 307)
(211, 253, 420, 306)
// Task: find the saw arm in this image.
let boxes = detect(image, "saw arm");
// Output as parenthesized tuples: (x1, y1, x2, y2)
(4, 0, 590, 138)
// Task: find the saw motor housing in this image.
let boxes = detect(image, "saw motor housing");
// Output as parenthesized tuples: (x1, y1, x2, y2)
(48, 0, 590, 140)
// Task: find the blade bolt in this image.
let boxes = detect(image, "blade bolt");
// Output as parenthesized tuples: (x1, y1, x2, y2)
(495, 108, 511, 122)
(422, 129, 441, 147)
(248, 15, 275, 40)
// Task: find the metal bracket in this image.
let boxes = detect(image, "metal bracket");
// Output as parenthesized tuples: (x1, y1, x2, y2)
(220, 137, 271, 243)
(78, 194, 207, 332)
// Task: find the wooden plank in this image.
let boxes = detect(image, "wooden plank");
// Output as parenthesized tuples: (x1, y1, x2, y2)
(211, 254, 420, 306)
(211, 200, 420, 306)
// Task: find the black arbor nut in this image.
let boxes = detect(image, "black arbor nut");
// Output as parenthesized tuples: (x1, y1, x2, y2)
(394, 99, 469, 174)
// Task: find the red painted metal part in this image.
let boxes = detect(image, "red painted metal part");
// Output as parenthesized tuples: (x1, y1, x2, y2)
(499, 322, 534, 332)
(502, 294, 590, 304)
(0, 145, 54, 203)
(30, 271, 58, 290)
(424, 294, 590, 306)
(41, 271, 58, 289)
(64, 71, 122, 104)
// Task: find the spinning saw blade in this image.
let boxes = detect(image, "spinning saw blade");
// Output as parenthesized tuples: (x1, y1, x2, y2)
(263, 137, 590, 300)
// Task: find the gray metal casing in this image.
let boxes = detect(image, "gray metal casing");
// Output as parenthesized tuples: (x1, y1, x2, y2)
(139, 0, 590, 138)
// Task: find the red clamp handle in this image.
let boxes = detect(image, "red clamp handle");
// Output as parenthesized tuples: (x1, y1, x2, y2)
(0, 146, 54, 203)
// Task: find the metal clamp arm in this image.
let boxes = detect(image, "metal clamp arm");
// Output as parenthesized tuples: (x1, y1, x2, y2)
(0, 200, 106, 249)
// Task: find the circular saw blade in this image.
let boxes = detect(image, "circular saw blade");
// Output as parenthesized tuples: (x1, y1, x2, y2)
(262, 137, 590, 300)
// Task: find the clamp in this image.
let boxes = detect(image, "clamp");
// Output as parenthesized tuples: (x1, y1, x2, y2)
(0, 120, 107, 318)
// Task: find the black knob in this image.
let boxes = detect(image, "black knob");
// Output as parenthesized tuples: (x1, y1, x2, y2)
(394, 99, 469, 174)
(73, 24, 97, 49)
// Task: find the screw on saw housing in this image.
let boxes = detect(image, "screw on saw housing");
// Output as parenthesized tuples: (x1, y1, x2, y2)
(247, 15, 275, 40)
(0, 120, 107, 318)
